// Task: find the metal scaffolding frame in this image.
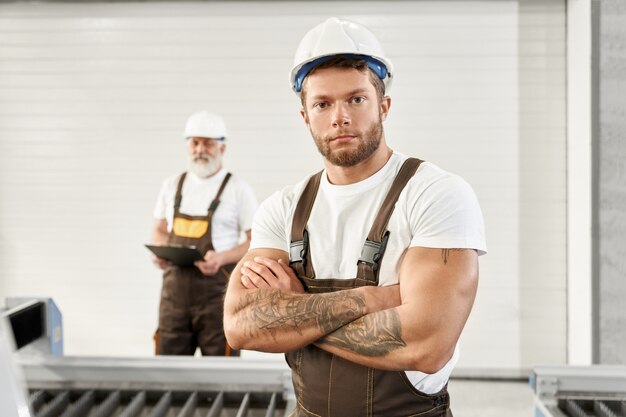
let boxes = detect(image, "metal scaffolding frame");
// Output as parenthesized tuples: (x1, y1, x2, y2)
(531, 366, 626, 417)
(21, 355, 295, 417)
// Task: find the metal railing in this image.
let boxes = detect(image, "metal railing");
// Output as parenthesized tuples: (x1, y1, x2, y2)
(30, 389, 288, 417)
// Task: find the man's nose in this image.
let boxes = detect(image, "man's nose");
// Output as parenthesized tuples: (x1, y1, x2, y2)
(331, 104, 351, 128)
(196, 142, 208, 154)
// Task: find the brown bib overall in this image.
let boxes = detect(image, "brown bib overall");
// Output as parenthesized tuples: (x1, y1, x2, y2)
(286, 158, 453, 417)
(157, 172, 238, 356)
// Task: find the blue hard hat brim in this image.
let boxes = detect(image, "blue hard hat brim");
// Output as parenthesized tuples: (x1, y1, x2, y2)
(293, 54, 388, 93)
(185, 137, 226, 141)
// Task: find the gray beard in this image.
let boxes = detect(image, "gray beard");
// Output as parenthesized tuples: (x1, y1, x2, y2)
(188, 154, 222, 178)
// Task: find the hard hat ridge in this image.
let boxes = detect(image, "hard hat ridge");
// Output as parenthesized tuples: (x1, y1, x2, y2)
(183, 111, 227, 141)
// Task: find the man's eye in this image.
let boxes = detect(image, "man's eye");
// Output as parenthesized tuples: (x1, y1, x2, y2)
(314, 102, 328, 109)
(351, 96, 366, 104)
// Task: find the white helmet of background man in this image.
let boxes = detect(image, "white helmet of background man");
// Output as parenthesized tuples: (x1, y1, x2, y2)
(290, 17, 394, 96)
(183, 111, 227, 141)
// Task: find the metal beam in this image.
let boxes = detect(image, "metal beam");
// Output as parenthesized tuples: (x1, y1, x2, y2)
(20, 356, 290, 393)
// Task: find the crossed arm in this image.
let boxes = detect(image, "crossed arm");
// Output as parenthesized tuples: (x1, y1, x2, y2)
(223, 248, 400, 353)
(222, 246, 478, 373)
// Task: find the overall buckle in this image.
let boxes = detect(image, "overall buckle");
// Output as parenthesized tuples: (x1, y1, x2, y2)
(358, 232, 390, 272)
(289, 230, 309, 268)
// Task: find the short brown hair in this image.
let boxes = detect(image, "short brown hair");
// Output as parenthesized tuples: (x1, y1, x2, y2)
(300, 56, 386, 107)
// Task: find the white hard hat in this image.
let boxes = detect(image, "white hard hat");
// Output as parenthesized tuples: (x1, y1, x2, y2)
(183, 111, 227, 141)
(290, 17, 394, 96)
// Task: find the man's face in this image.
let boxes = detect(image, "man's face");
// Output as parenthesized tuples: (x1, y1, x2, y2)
(300, 67, 390, 167)
(187, 137, 224, 177)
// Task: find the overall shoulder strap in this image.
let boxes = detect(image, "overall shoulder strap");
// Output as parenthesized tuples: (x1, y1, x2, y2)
(173, 172, 187, 211)
(289, 171, 323, 278)
(207, 172, 232, 214)
(357, 158, 423, 281)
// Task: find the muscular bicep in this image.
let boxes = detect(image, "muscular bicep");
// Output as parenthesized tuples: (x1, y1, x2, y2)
(312, 247, 478, 372)
(397, 247, 478, 369)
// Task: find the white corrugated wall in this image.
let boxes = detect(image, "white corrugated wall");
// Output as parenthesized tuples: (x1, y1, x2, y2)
(0, 0, 566, 373)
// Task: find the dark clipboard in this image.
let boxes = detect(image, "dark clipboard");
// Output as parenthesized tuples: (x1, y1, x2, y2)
(145, 244, 203, 267)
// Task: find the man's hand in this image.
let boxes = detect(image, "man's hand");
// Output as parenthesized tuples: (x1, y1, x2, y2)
(194, 250, 222, 276)
(240, 257, 304, 293)
(152, 254, 173, 270)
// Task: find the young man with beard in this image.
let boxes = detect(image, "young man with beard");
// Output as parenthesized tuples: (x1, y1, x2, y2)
(223, 17, 486, 416)
(151, 110, 257, 356)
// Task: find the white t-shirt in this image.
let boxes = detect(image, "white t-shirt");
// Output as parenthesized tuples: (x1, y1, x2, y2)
(154, 169, 258, 253)
(251, 151, 487, 394)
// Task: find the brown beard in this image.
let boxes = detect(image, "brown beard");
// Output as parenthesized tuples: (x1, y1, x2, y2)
(311, 116, 383, 167)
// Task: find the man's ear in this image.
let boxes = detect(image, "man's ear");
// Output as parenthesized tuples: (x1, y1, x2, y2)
(220, 143, 226, 154)
(300, 108, 310, 126)
(380, 96, 391, 121)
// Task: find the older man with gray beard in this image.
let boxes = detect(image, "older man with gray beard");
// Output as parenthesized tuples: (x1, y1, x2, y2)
(150, 110, 257, 356)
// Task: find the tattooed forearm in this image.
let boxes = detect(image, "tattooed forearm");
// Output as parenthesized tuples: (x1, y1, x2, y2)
(235, 289, 366, 341)
(319, 309, 406, 356)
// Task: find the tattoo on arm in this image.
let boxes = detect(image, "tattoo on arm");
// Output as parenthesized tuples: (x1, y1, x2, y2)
(441, 248, 464, 265)
(235, 290, 366, 341)
(320, 309, 406, 356)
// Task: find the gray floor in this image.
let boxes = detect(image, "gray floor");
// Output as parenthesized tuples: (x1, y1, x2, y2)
(448, 379, 535, 416)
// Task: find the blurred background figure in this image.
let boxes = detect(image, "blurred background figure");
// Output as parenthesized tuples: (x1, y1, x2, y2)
(150, 111, 258, 356)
